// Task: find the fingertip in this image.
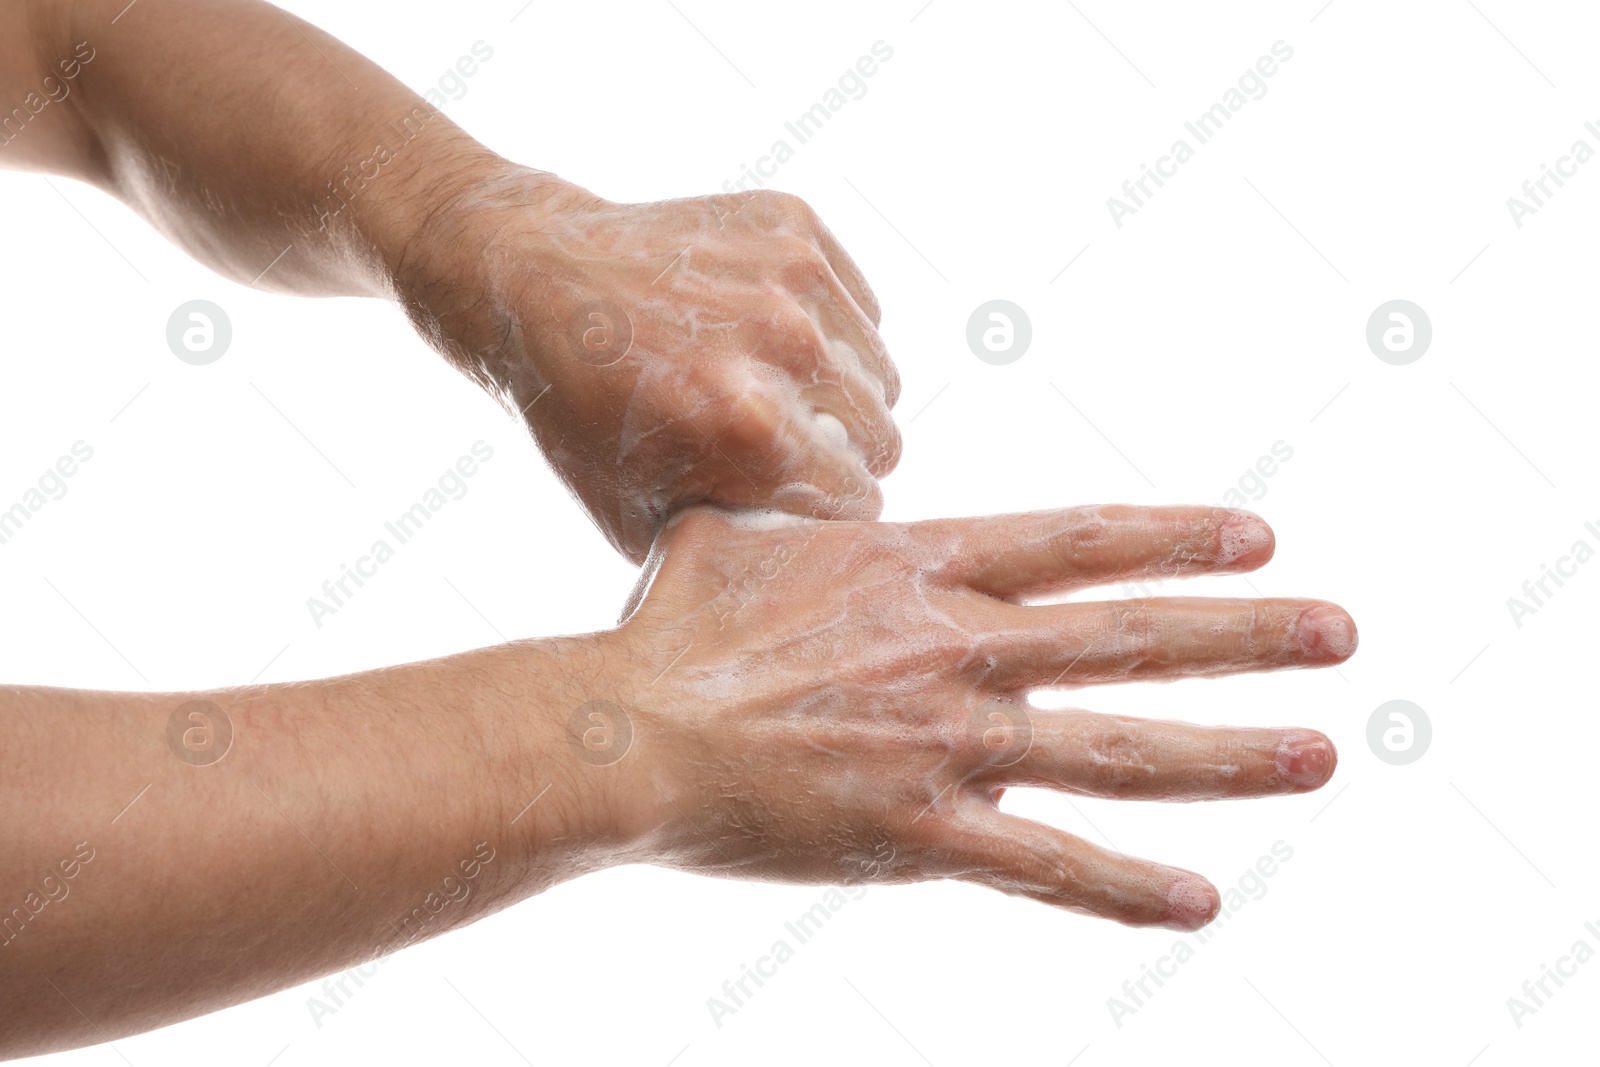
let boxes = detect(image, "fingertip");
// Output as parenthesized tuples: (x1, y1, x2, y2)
(862, 288, 884, 330)
(803, 403, 897, 483)
(1218, 510, 1274, 569)
(881, 358, 902, 408)
(1295, 603, 1359, 662)
(1163, 875, 1221, 931)
(1277, 729, 1337, 789)
(871, 420, 904, 478)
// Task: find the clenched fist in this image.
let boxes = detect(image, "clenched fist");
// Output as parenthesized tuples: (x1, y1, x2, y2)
(399, 164, 900, 562)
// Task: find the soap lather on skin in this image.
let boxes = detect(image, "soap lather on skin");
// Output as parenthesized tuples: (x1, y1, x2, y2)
(811, 410, 851, 453)
(808, 410, 878, 479)
(622, 503, 1355, 932)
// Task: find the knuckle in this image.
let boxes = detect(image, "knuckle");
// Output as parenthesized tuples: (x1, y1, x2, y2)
(766, 299, 825, 353)
(957, 635, 1006, 686)
(1084, 723, 1152, 793)
(1104, 600, 1158, 646)
(773, 237, 831, 294)
(959, 697, 1032, 768)
(1048, 511, 1111, 570)
(704, 381, 779, 456)
(753, 189, 816, 228)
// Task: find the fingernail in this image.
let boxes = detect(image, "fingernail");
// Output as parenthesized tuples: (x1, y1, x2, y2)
(1277, 732, 1335, 787)
(1165, 876, 1220, 931)
(1218, 512, 1273, 568)
(1295, 604, 1358, 661)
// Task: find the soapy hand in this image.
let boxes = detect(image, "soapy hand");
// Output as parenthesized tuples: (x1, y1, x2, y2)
(398, 165, 901, 563)
(593, 504, 1355, 929)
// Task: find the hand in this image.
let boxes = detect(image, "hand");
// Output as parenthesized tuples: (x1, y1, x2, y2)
(398, 163, 901, 563)
(591, 504, 1355, 929)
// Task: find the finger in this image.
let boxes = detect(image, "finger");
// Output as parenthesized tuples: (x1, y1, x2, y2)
(932, 801, 1219, 929)
(736, 327, 902, 483)
(778, 320, 902, 479)
(975, 596, 1358, 689)
(973, 709, 1336, 800)
(928, 505, 1274, 600)
(777, 422, 884, 522)
(774, 235, 900, 406)
(815, 295, 900, 409)
(644, 376, 872, 524)
(725, 189, 885, 331)
(749, 295, 899, 476)
(801, 209, 882, 327)
(714, 388, 884, 522)
(799, 390, 901, 480)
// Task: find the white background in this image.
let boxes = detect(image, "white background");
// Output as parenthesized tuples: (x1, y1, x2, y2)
(3, 1, 1596, 1063)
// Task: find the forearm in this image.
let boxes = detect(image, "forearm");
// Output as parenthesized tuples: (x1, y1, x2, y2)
(0, 637, 625, 1059)
(1, 0, 512, 296)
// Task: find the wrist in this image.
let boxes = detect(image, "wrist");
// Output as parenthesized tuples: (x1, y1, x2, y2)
(476, 633, 660, 881)
(360, 136, 509, 293)
(381, 156, 587, 385)
(551, 619, 727, 871)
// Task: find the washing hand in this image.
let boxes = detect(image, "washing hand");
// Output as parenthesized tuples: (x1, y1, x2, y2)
(398, 169, 901, 562)
(587, 503, 1354, 928)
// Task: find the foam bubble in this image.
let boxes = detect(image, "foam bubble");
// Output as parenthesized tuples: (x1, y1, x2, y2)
(720, 507, 813, 532)
(812, 411, 850, 451)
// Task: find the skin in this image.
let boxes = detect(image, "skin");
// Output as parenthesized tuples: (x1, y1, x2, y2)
(403, 171, 901, 560)
(0, 0, 1358, 1057)
(607, 504, 1350, 919)
(0, 504, 1354, 1057)
(0, 0, 898, 563)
